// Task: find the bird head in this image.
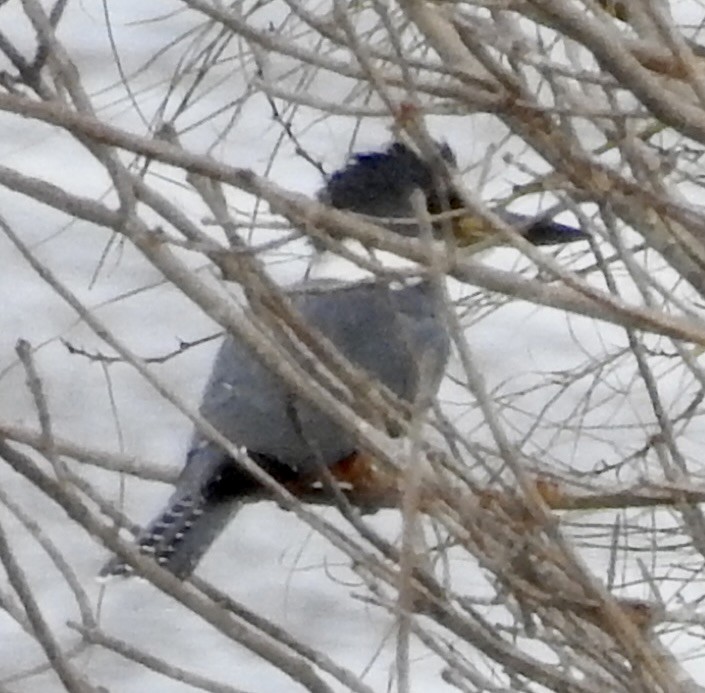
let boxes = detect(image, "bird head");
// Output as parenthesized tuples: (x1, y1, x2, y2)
(318, 142, 587, 248)
(320, 142, 458, 237)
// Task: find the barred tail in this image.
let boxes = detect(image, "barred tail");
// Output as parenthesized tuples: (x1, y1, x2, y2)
(100, 446, 301, 579)
(100, 492, 242, 580)
(100, 446, 254, 580)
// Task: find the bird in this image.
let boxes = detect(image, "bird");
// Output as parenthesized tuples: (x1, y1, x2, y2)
(101, 141, 587, 579)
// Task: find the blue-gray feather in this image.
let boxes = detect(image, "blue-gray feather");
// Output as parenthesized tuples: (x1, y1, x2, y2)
(101, 143, 452, 579)
(101, 142, 586, 579)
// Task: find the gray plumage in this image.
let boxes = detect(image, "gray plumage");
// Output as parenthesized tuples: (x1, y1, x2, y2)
(102, 280, 448, 578)
(101, 141, 586, 579)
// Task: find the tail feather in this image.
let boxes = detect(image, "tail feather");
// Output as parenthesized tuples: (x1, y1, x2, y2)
(100, 446, 248, 580)
(100, 447, 302, 580)
(100, 490, 242, 579)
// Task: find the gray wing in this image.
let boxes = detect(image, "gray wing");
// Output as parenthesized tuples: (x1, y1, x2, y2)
(192, 280, 449, 474)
